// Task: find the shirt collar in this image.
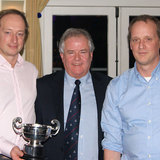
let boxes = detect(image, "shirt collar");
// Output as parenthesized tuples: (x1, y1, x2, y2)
(134, 61, 160, 80)
(64, 71, 91, 87)
(16, 54, 24, 65)
(152, 61, 160, 79)
(0, 53, 24, 67)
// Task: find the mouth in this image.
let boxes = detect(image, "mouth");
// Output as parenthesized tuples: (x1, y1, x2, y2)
(73, 63, 82, 66)
(138, 51, 147, 55)
(9, 46, 18, 49)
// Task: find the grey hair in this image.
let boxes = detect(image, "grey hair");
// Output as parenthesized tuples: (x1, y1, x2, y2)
(59, 28, 95, 53)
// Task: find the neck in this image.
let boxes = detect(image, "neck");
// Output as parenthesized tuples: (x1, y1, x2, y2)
(0, 53, 18, 68)
(136, 60, 159, 77)
(7, 57, 17, 68)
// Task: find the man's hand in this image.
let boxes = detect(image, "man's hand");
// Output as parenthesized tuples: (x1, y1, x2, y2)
(10, 146, 24, 160)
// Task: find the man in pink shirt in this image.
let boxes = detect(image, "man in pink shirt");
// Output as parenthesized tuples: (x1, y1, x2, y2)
(0, 9, 38, 159)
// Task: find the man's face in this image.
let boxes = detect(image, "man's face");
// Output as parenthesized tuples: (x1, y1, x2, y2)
(0, 14, 25, 63)
(130, 20, 160, 68)
(60, 35, 93, 79)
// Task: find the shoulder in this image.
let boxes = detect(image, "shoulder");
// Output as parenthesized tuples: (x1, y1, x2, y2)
(108, 68, 134, 92)
(36, 71, 65, 94)
(90, 71, 112, 92)
(37, 70, 64, 84)
(23, 60, 37, 70)
(22, 61, 38, 77)
(91, 71, 112, 88)
(91, 71, 112, 82)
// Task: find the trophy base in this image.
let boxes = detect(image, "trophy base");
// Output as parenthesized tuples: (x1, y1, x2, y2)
(23, 144, 44, 160)
(0, 154, 11, 160)
(21, 154, 44, 160)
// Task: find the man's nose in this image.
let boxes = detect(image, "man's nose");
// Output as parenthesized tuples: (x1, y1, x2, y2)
(75, 52, 81, 60)
(139, 39, 145, 49)
(11, 34, 18, 43)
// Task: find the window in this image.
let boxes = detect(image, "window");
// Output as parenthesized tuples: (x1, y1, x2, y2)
(40, 6, 116, 77)
(52, 15, 108, 74)
(120, 7, 160, 73)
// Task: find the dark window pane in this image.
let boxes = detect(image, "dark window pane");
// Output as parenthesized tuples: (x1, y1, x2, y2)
(52, 15, 108, 74)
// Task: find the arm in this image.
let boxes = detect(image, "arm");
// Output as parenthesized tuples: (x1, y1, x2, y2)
(0, 137, 23, 158)
(104, 149, 121, 160)
(101, 81, 123, 158)
(10, 146, 24, 160)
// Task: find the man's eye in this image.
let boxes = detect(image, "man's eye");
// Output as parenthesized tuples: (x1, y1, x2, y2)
(80, 51, 87, 54)
(5, 31, 11, 34)
(17, 33, 24, 37)
(132, 38, 139, 42)
(145, 37, 152, 41)
(67, 51, 74, 54)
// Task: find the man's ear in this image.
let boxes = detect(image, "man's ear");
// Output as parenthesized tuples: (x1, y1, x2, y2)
(130, 42, 132, 50)
(90, 52, 93, 60)
(60, 53, 64, 61)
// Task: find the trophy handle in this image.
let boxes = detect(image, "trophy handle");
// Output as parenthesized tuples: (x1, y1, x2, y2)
(12, 117, 23, 136)
(50, 119, 60, 136)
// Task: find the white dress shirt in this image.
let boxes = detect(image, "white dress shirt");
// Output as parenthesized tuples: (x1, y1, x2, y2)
(0, 54, 38, 157)
(64, 72, 98, 160)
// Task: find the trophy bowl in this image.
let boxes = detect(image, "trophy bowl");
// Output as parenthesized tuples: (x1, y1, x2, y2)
(22, 123, 52, 143)
(12, 117, 60, 159)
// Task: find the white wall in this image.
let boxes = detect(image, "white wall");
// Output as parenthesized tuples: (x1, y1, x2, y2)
(47, 0, 160, 7)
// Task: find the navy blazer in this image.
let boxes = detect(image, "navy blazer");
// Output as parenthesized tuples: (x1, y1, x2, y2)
(35, 71, 112, 160)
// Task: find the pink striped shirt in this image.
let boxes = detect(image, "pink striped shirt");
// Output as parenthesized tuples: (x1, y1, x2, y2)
(0, 54, 38, 157)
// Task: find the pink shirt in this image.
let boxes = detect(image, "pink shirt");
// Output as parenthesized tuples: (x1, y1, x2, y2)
(0, 54, 38, 157)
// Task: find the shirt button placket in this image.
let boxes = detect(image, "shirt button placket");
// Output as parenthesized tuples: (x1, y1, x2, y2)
(148, 154, 151, 158)
(147, 85, 152, 160)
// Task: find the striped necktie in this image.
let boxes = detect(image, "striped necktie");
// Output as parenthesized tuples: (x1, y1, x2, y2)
(64, 80, 81, 160)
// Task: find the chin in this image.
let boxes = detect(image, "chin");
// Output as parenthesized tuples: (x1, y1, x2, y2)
(72, 72, 83, 79)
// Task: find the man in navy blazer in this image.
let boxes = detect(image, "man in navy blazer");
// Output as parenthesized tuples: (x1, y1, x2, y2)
(35, 28, 112, 160)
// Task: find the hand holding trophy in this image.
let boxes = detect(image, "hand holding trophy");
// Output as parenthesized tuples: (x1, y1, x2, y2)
(12, 117, 60, 160)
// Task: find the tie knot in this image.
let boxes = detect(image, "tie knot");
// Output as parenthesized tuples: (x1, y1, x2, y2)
(75, 80, 81, 86)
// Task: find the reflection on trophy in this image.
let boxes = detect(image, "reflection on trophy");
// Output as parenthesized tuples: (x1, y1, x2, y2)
(12, 117, 60, 160)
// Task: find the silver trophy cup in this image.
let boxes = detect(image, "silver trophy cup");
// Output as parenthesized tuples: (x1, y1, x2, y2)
(12, 117, 60, 159)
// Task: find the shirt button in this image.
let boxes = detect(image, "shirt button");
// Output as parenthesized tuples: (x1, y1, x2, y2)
(80, 135, 83, 139)
(148, 136, 151, 139)
(147, 102, 151, 105)
(156, 77, 158, 80)
(148, 154, 151, 158)
(148, 120, 151, 123)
